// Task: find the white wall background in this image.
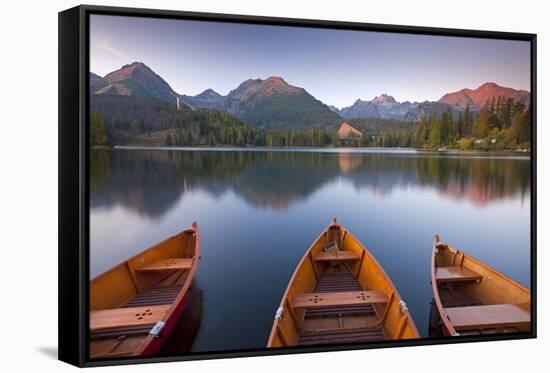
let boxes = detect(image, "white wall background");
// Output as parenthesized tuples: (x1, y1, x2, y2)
(0, 0, 546, 371)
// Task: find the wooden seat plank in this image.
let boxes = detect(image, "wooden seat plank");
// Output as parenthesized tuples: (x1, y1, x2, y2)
(292, 290, 388, 310)
(136, 258, 193, 272)
(444, 303, 530, 331)
(313, 251, 360, 262)
(435, 266, 482, 283)
(90, 305, 170, 331)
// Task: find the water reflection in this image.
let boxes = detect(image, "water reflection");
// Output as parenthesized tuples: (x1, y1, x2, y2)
(90, 148, 530, 348)
(160, 281, 203, 355)
(91, 149, 530, 217)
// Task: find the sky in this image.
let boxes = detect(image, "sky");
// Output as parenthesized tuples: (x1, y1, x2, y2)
(90, 15, 530, 108)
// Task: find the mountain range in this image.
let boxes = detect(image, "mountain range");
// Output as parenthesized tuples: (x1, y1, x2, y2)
(184, 76, 340, 128)
(332, 94, 460, 121)
(90, 62, 530, 128)
(91, 62, 182, 103)
(438, 82, 530, 110)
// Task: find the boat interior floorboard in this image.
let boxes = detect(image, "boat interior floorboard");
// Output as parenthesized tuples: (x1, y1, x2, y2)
(438, 286, 482, 308)
(91, 284, 184, 355)
(456, 327, 523, 336)
(299, 269, 384, 345)
(123, 284, 182, 308)
(299, 328, 385, 345)
(305, 272, 375, 317)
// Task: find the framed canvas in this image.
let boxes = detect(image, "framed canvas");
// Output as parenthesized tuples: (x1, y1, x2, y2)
(58, 4, 536, 367)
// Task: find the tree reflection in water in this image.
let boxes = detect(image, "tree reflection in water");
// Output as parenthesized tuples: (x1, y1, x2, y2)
(90, 148, 530, 218)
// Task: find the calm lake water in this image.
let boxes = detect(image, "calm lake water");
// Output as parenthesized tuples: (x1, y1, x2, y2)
(90, 147, 531, 351)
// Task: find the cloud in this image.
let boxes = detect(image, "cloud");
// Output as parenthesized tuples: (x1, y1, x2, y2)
(99, 41, 133, 62)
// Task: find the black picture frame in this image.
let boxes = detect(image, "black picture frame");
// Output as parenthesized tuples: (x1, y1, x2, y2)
(58, 4, 537, 367)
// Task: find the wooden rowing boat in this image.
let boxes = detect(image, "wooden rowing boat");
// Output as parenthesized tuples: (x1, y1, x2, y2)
(89, 223, 200, 358)
(267, 219, 419, 347)
(431, 235, 530, 336)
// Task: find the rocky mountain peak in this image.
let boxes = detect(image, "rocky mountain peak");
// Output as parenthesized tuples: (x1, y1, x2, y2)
(372, 94, 397, 104)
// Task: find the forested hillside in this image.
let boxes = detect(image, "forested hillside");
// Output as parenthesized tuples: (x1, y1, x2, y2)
(412, 98, 531, 150)
(89, 64, 531, 151)
(90, 92, 530, 150)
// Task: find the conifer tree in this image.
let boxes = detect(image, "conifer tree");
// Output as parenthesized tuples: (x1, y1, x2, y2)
(473, 105, 490, 138)
(90, 109, 109, 146)
(429, 109, 441, 148)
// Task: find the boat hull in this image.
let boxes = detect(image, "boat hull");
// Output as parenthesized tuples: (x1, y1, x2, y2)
(89, 223, 200, 358)
(140, 289, 191, 356)
(268, 219, 419, 347)
(431, 236, 530, 337)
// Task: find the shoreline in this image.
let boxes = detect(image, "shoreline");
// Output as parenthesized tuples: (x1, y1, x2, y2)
(94, 145, 531, 158)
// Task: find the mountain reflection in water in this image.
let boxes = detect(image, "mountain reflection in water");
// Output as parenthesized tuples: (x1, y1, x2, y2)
(91, 148, 530, 217)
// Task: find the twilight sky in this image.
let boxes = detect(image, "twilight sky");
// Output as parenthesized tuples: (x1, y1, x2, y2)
(90, 15, 530, 108)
